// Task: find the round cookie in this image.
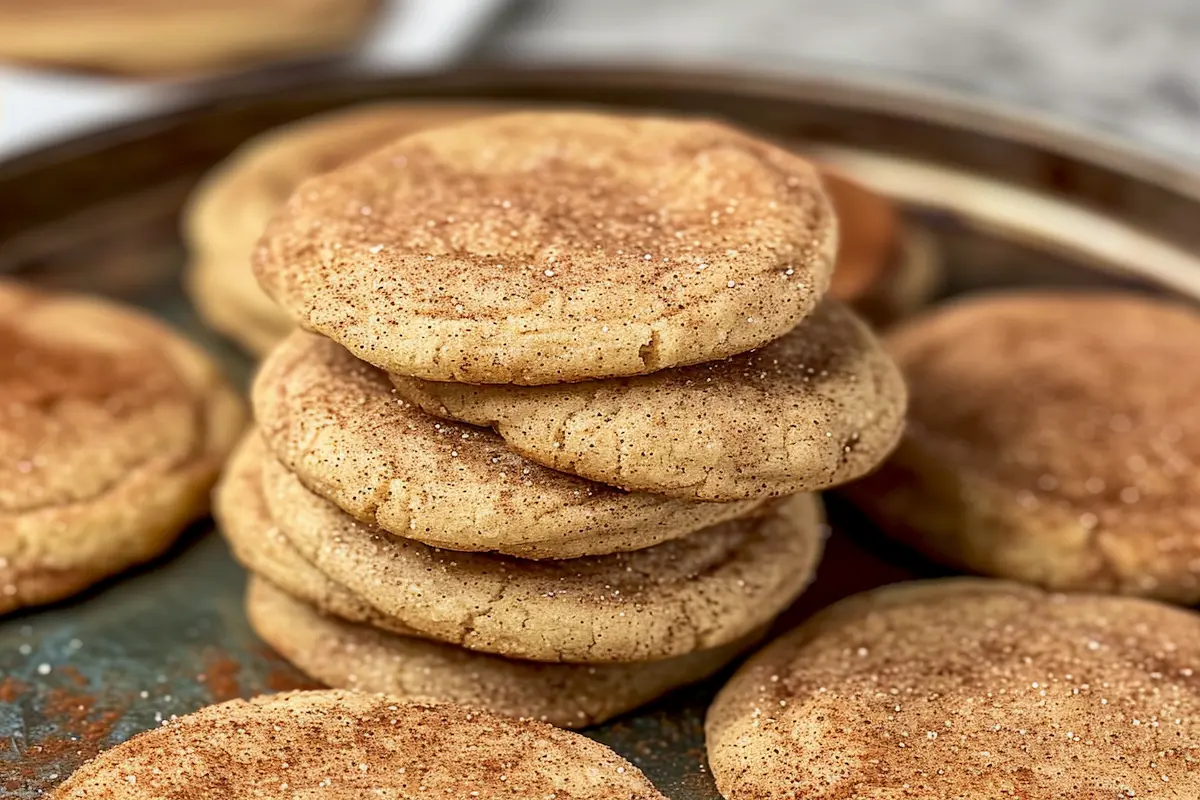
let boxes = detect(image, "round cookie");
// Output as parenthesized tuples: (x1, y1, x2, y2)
(822, 167, 899, 303)
(185, 103, 492, 355)
(852, 223, 942, 327)
(820, 168, 940, 327)
(391, 300, 906, 501)
(247, 577, 758, 729)
(846, 291, 1200, 602)
(187, 259, 291, 356)
(0, 280, 246, 614)
(253, 111, 837, 384)
(261, 449, 825, 663)
(219, 434, 762, 725)
(215, 432, 407, 633)
(54, 691, 666, 798)
(253, 330, 765, 559)
(0, 0, 379, 76)
(706, 578, 1200, 798)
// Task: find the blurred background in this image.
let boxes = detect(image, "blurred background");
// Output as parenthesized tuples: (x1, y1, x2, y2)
(2, 0, 1199, 161)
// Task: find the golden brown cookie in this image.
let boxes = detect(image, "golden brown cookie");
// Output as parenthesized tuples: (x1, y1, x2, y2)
(215, 432, 407, 633)
(391, 300, 906, 501)
(254, 111, 837, 384)
(247, 577, 758, 729)
(186, 257, 291, 356)
(54, 691, 666, 798)
(821, 168, 940, 326)
(261, 448, 825, 663)
(0, 0, 379, 76)
(0, 280, 245, 614)
(822, 167, 899, 303)
(846, 291, 1200, 602)
(219, 437, 761, 726)
(707, 578, 1200, 798)
(185, 103, 492, 355)
(852, 223, 943, 327)
(253, 330, 765, 558)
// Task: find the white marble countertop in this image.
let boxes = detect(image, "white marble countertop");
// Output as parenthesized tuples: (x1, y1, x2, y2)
(481, 0, 1200, 164)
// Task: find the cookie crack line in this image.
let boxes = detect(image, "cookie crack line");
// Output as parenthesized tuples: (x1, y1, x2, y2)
(637, 330, 661, 370)
(506, 413, 715, 496)
(459, 580, 511, 643)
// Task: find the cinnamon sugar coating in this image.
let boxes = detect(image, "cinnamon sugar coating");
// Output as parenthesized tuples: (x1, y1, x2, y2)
(247, 577, 758, 729)
(707, 579, 1200, 798)
(55, 691, 666, 798)
(254, 111, 836, 384)
(847, 291, 1200, 602)
(0, 280, 245, 613)
(261, 448, 824, 663)
(253, 330, 764, 558)
(186, 103, 492, 354)
(391, 300, 906, 501)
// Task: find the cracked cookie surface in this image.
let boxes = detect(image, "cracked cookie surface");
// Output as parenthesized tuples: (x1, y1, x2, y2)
(258, 444, 824, 663)
(246, 577, 758, 728)
(215, 433, 410, 633)
(707, 578, 1200, 799)
(185, 102, 491, 355)
(253, 110, 836, 384)
(220, 436, 761, 724)
(392, 300, 906, 501)
(253, 330, 764, 558)
(54, 691, 666, 798)
(846, 291, 1200, 602)
(0, 280, 246, 614)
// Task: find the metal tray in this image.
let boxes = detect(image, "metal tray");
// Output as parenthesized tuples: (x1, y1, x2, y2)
(2, 67, 1199, 797)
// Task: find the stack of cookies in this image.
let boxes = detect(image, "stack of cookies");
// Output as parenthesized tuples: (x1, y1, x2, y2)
(214, 110, 908, 727)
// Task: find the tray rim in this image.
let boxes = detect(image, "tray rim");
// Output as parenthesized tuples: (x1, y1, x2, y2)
(4, 63, 1200, 800)
(2, 64, 1198, 199)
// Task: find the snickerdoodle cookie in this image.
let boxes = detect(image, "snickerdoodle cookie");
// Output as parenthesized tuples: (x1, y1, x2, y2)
(54, 691, 666, 798)
(0, 0, 379, 76)
(822, 167, 898, 303)
(846, 291, 1200, 603)
(821, 168, 941, 326)
(215, 433, 405, 632)
(261, 450, 825, 663)
(854, 224, 942, 327)
(253, 111, 837, 384)
(247, 578, 757, 729)
(185, 103, 490, 355)
(391, 300, 906, 501)
(218, 435, 760, 726)
(706, 578, 1200, 798)
(0, 281, 245, 614)
(253, 331, 764, 558)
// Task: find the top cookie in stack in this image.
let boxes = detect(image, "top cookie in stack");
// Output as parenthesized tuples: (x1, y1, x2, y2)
(254, 110, 907, 501)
